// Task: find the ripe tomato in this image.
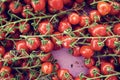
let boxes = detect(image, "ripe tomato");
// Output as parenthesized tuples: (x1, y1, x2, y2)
(113, 23, 120, 35)
(79, 15, 91, 27)
(26, 37, 41, 50)
(0, 66, 11, 75)
(24, 0, 31, 4)
(80, 46, 94, 58)
(39, 53, 51, 62)
(105, 76, 118, 80)
(0, 46, 5, 56)
(40, 39, 54, 52)
(101, 62, 114, 75)
(31, 0, 46, 12)
(75, 0, 84, 4)
(68, 12, 80, 25)
(58, 21, 72, 33)
(0, 32, 5, 40)
(97, 1, 111, 16)
(48, 0, 64, 10)
(0, 61, 2, 69)
(16, 40, 29, 52)
(71, 46, 81, 56)
(41, 62, 53, 74)
(110, 2, 120, 15)
(38, 21, 54, 34)
(0, 3, 6, 14)
(90, 38, 103, 51)
(54, 63, 60, 71)
(9, 1, 23, 14)
(74, 26, 84, 36)
(89, 10, 101, 22)
(22, 5, 33, 18)
(63, 0, 72, 5)
(18, 22, 30, 34)
(88, 66, 100, 77)
(52, 75, 59, 80)
(105, 38, 118, 49)
(84, 58, 95, 68)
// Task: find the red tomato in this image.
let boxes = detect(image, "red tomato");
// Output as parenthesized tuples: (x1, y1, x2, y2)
(0, 61, 3, 69)
(74, 26, 84, 36)
(39, 53, 51, 62)
(105, 38, 118, 49)
(0, 3, 6, 14)
(71, 46, 81, 56)
(38, 21, 54, 34)
(24, 0, 31, 4)
(88, 66, 100, 77)
(79, 15, 91, 27)
(84, 58, 95, 68)
(41, 62, 53, 74)
(9, 1, 23, 14)
(68, 12, 80, 25)
(80, 46, 94, 58)
(113, 23, 120, 35)
(0, 32, 5, 40)
(31, 0, 46, 12)
(40, 39, 54, 52)
(97, 1, 111, 16)
(101, 62, 114, 75)
(63, 0, 72, 5)
(90, 38, 103, 51)
(16, 40, 29, 52)
(110, 2, 120, 15)
(58, 21, 72, 33)
(26, 37, 41, 50)
(48, 0, 64, 10)
(89, 10, 101, 22)
(0, 66, 11, 75)
(105, 76, 118, 80)
(52, 75, 59, 80)
(19, 22, 30, 34)
(54, 63, 60, 71)
(0, 46, 5, 56)
(75, 0, 84, 4)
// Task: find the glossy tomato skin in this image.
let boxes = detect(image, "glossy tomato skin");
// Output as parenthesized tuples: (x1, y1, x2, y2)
(40, 39, 54, 52)
(0, 66, 11, 76)
(38, 21, 54, 34)
(101, 62, 114, 75)
(105, 38, 118, 49)
(52, 75, 59, 80)
(31, 0, 46, 12)
(0, 46, 5, 56)
(110, 2, 120, 15)
(88, 66, 100, 77)
(58, 21, 72, 33)
(90, 38, 103, 51)
(48, 0, 64, 10)
(0, 32, 5, 40)
(80, 46, 94, 58)
(89, 10, 101, 22)
(76, 0, 84, 4)
(72, 46, 81, 56)
(113, 23, 120, 35)
(97, 1, 111, 16)
(79, 15, 91, 27)
(26, 37, 41, 50)
(39, 53, 51, 62)
(105, 76, 118, 80)
(84, 58, 95, 68)
(41, 62, 53, 74)
(68, 12, 80, 25)
(9, 1, 23, 14)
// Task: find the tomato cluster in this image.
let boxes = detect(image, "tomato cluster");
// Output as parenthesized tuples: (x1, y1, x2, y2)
(0, 0, 120, 80)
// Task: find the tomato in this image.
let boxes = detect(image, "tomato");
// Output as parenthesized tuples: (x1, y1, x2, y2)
(89, 10, 101, 22)
(63, 0, 72, 5)
(0, 3, 6, 14)
(84, 58, 95, 68)
(31, 0, 46, 12)
(48, 0, 64, 10)
(0, 46, 5, 56)
(71, 46, 81, 56)
(0, 32, 5, 40)
(90, 38, 103, 51)
(89, 24, 107, 37)
(68, 12, 80, 25)
(40, 39, 54, 52)
(97, 1, 111, 16)
(52, 75, 59, 80)
(24, 0, 31, 4)
(58, 21, 72, 33)
(0, 61, 3, 69)
(9, 1, 23, 14)
(105, 76, 118, 80)
(5, 23, 17, 34)
(62, 35, 75, 48)
(0, 66, 11, 76)
(110, 2, 120, 15)
(41, 62, 53, 74)
(105, 38, 118, 49)
(88, 66, 100, 77)
(19, 22, 30, 34)
(113, 48, 120, 55)
(80, 46, 94, 58)
(54, 63, 60, 71)
(26, 37, 41, 50)
(101, 62, 114, 75)
(79, 15, 91, 27)
(3, 51, 14, 65)
(16, 40, 29, 52)
(75, 0, 84, 4)
(22, 5, 33, 18)
(38, 21, 54, 34)
(113, 23, 120, 35)
(39, 53, 51, 62)
(74, 26, 84, 36)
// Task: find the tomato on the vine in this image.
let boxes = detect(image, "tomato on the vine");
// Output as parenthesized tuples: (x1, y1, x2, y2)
(113, 23, 120, 35)
(39, 53, 51, 62)
(0, 3, 6, 14)
(71, 46, 81, 56)
(0, 46, 5, 56)
(84, 58, 95, 68)
(0, 66, 11, 76)
(88, 66, 100, 77)
(110, 2, 120, 15)
(105, 76, 118, 80)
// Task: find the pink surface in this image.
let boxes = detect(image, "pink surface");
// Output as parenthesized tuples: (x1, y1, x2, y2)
(52, 48, 88, 77)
